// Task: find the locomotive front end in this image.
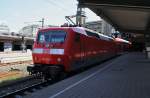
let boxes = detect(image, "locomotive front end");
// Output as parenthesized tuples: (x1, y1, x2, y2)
(27, 28, 69, 79)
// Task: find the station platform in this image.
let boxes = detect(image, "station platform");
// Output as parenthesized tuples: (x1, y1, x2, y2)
(0, 51, 32, 63)
(24, 52, 150, 98)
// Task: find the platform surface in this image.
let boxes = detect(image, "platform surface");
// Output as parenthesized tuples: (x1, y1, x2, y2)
(0, 51, 32, 63)
(24, 52, 150, 98)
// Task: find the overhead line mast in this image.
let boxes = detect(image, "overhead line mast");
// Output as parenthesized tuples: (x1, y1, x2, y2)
(64, 6, 86, 27)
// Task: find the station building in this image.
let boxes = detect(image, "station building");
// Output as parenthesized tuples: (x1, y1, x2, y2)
(85, 20, 115, 36)
(0, 24, 34, 52)
(0, 24, 58, 52)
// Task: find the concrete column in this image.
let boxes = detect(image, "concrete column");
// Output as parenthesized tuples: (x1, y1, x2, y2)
(76, 6, 86, 26)
(145, 34, 150, 59)
(21, 36, 26, 52)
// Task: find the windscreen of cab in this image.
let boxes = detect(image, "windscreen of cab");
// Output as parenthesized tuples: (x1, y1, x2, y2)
(37, 30, 66, 43)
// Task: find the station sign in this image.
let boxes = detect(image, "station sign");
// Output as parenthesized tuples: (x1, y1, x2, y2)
(4, 42, 12, 52)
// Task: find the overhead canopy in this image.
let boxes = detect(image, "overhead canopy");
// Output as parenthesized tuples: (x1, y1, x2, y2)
(78, 0, 150, 34)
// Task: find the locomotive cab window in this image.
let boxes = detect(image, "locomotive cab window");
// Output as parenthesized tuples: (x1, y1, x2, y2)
(37, 30, 67, 43)
(39, 34, 45, 43)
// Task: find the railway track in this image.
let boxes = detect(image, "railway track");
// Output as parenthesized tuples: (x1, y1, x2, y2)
(0, 67, 101, 98)
(0, 60, 33, 82)
(0, 76, 47, 98)
(0, 60, 32, 67)
(0, 56, 117, 98)
(1, 81, 46, 98)
(0, 77, 61, 98)
(0, 71, 20, 79)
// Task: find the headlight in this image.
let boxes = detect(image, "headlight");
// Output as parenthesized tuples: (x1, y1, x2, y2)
(57, 58, 62, 62)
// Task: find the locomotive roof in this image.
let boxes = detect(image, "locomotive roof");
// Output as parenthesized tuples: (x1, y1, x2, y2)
(38, 27, 114, 41)
(72, 27, 87, 36)
(72, 27, 114, 41)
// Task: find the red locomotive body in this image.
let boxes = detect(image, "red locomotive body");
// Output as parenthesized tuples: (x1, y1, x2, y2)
(28, 27, 129, 79)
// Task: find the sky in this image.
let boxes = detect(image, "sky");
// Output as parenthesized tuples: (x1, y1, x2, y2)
(0, 0, 101, 32)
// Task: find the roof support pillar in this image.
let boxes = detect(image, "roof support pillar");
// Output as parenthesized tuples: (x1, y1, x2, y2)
(144, 22, 150, 59)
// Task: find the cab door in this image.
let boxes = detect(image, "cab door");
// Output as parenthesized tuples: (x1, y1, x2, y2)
(72, 33, 85, 70)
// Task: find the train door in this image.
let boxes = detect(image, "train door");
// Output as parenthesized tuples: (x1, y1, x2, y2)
(80, 34, 85, 67)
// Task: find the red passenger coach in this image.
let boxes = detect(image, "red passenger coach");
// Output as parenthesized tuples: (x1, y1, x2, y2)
(115, 38, 132, 54)
(27, 27, 117, 79)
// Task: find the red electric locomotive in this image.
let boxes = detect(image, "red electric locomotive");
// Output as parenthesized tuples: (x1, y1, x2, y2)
(27, 27, 118, 79)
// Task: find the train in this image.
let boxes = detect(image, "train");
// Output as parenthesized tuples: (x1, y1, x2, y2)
(27, 27, 131, 80)
(115, 37, 132, 53)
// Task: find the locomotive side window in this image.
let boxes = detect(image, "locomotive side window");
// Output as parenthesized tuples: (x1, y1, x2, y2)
(86, 31, 100, 39)
(75, 33, 80, 42)
(37, 30, 66, 43)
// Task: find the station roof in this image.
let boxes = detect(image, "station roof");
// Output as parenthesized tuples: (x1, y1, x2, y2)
(0, 35, 34, 41)
(78, 0, 150, 34)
